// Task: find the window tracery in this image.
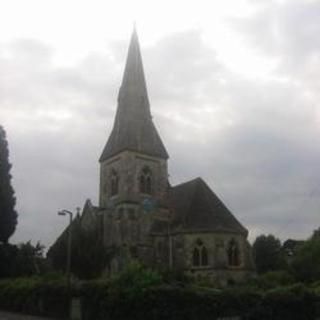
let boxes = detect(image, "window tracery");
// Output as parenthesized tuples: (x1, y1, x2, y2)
(139, 166, 152, 194)
(227, 239, 241, 267)
(110, 169, 119, 196)
(192, 239, 209, 267)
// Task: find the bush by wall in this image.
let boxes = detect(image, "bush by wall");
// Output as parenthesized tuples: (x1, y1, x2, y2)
(0, 275, 319, 320)
(0, 277, 69, 318)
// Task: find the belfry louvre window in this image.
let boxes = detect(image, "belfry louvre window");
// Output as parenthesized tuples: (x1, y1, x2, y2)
(110, 169, 119, 196)
(227, 239, 241, 267)
(192, 239, 209, 267)
(139, 166, 152, 194)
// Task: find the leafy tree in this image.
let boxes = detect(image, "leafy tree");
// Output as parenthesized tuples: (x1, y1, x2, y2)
(0, 243, 18, 277)
(110, 262, 162, 294)
(0, 241, 45, 278)
(253, 234, 287, 274)
(47, 217, 108, 279)
(311, 227, 320, 240)
(14, 241, 46, 275)
(291, 228, 320, 282)
(0, 126, 17, 243)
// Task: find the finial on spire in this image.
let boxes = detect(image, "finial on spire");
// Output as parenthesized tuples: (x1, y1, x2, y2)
(132, 21, 138, 39)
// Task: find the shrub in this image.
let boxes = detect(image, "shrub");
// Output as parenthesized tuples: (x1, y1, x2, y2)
(0, 277, 69, 318)
(1, 274, 320, 320)
(250, 271, 295, 290)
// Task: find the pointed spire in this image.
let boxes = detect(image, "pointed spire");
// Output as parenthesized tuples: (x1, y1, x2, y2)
(116, 26, 150, 123)
(100, 29, 168, 161)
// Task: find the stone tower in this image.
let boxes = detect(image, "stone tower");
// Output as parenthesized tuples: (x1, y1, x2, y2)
(99, 29, 170, 269)
(99, 29, 169, 208)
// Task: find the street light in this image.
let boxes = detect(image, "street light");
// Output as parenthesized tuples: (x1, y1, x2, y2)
(57, 209, 74, 288)
(167, 210, 173, 269)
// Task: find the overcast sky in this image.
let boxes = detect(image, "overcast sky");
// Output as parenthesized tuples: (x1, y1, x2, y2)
(1, 0, 320, 248)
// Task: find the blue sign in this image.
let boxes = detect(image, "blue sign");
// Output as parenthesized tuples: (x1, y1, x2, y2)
(142, 198, 155, 212)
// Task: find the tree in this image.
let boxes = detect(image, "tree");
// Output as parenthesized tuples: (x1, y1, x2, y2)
(47, 217, 108, 279)
(291, 228, 320, 282)
(0, 241, 46, 278)
(0, 126, 17, 243)
(253, 234, 287, 274)
(14, 241, 46, 275)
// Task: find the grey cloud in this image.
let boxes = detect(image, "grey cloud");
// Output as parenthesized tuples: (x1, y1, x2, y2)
(143, 28, 320, 242)
(1, 21, 320, 248)
(233, 0, 320, 81)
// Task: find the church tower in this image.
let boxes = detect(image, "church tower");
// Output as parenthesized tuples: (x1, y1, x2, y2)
(99, 28, 168, 207)
(99, 29, 169, 264)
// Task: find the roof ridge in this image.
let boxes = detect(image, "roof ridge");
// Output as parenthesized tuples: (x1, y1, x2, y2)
(172, 177, 203, 189)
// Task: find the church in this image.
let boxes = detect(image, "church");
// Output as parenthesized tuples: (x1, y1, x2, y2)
(53, 29, 254, 284)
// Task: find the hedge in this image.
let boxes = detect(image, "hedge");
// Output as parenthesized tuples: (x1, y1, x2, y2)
(0, 277, 69, 318)
(0, 278, 319, 320)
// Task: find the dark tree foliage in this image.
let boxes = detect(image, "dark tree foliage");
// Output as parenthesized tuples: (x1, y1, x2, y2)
(47, 217, 108, 279)
(311, 227, 320, 240)
(253, 234, 287, 274)
(0, 126, 17, 243)
(291, 227, 320, 282)
(0, 241, 45, 278)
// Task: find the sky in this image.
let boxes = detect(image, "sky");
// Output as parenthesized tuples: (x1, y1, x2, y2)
(1, 0, 320, 248)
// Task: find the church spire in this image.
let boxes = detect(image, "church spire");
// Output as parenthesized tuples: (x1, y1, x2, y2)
(116, 26, 150, 121)
(100, 28, 169, 161)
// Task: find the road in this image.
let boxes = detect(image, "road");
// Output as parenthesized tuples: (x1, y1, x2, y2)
(0, 311, 59, 320)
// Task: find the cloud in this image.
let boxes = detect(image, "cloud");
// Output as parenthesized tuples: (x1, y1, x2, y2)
(144, 27, 320, 241)
(1, 9, 320, 249)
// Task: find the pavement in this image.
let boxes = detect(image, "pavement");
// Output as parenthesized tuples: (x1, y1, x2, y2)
(0, 311, 59, 320)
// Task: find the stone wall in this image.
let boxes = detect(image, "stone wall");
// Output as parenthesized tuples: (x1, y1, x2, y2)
(170, 232, 254, 284)
(99, 151, 168, 208)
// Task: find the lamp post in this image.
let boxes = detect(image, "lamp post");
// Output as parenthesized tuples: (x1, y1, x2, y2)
(167, 210, 173, 269)
(58, 209, 74, 288)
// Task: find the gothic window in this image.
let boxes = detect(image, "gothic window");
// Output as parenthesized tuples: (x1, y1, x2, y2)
(139, 166, 152, 194)
(192, 239, 209, 267)
(227, 239, 241, 267)
(193, 247, 200, 266)
(110, 169, 119, 196)
(201, 246, 208, 266)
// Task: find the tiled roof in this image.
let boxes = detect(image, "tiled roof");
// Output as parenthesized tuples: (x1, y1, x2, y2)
(168, 178, 247, 235)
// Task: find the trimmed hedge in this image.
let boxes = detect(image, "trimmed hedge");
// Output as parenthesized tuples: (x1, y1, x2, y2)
(0, 278, 319, 320)
(0, 277, 69, 318)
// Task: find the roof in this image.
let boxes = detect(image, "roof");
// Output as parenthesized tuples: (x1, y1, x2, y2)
(167, 177, 248, 235)
(100, 28, 168, 161)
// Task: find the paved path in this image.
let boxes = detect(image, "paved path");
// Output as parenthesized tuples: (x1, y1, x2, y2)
(0, 311, 59, 320)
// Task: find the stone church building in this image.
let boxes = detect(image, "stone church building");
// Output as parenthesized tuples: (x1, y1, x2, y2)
(54, 29, 254, 284)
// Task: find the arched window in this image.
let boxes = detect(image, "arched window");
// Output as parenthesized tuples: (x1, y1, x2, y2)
(193, 247, 200, 266)
(201, 246, 208, 266)
(192, 239, 209, 267)
(110, 169, 119, 196)
(139, 166, 152, 194)
(227, 239, 240, 267)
